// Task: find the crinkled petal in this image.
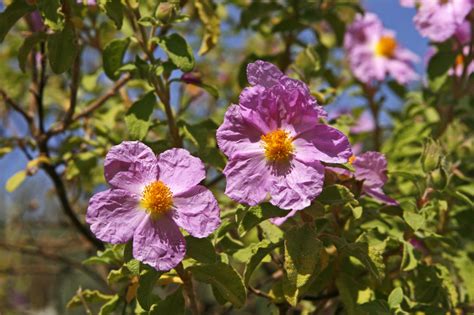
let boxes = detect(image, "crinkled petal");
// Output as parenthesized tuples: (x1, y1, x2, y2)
(364, 186, 399, 206)
(269, 159, 325, 210)
(104, 141, 159, 194)
(172, 185, 221, 238)
(133, 216, 186, 271)
(223, 154, 273, 206)
(86, 189, 146, 244)
(294, 124, 352, 164)
(216, 104, 266, 159)
(270, 209, 299, 226)
(247, 60, 284, 87)
(352, 151, 388, 188)
(157, 148, 206, 195)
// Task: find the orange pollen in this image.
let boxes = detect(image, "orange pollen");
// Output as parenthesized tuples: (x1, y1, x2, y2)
(375, 36, 397, 58)
(141, 181, 173, 218)
(349, 155, 356, 164)
(261, 129, 294, 162)
(455, 54, 464, 67)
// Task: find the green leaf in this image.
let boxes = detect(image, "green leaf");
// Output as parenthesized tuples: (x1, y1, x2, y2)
(83, 244, 124, 266)
(388, 287, 403, 309)
(427, 50, 456, 79)
(6, 170, 27, 192)
(317, 184, 357, 206)
(400, 241, 418, 271)
(149, 288, 184, 315)
(99, 295, 120, 315)
(104, 0, 124, 29)
(47, 23, 77, 74)
(0, 0, 35, 43)
(37, 0, 63, 31)
(185, 235, 217, 264)
(243, 240, 279, 285)
(335, 274, 360, 315)
(157, 33, 195, 72)
(403, 211, 425, 231)
(137, 264, 162, 310)
(103, 37, 130, 80)
(194, 0, 221, 55)
(189, 262, 246, 308)
(238, 203, 288, 236)
(283, 224, 322, 305)
(357, 300, 391, 315)
(18, 32, 46, 72)
(124, 92, 156, 140)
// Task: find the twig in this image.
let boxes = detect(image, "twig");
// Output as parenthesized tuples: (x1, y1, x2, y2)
(248, 286, 273, 300)
(176, 263, 200, 315)
(0, 241, 109, 291)
(63, 52, 81, 126)
(0, 89, 34, 127)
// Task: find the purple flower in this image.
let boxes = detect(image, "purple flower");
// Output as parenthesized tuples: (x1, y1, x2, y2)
(344, 13, 419, 84)
(454, 20, 472, 45)
(216, 60, 352, 211)
(28, 11, 44, 32)
(86, 141, 221, 271)
(401, 0, 473, 42)
(331, 152, 398, 205)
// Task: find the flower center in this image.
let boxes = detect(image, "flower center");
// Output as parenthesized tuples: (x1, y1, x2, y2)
(141, 181, 173, 218)
(349, 155, 356, 164)
(375, 36, 397, 58)
(455, 54, 464, 67)
(439, 0, 449, 5)
(261, 129, 294, 162)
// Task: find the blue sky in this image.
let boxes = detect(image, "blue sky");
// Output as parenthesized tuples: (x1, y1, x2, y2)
(0, 0, 429, 196)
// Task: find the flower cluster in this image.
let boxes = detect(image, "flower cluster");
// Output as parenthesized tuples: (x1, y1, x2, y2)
(344, 13, 419, 84)
(217, 60, 352, 211)
(86, 142, 220, 271)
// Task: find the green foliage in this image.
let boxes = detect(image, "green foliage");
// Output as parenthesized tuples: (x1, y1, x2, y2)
(103, 37, 130, 80)
(124, 92, 156, 140)
(0, 0, 35, 43)
(47, 23, 77, 74)
(156, 33, 195, 72)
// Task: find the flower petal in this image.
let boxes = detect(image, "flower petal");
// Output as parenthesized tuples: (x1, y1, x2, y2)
(172, 185, 221, 238)
(352, 151, 388, 188)
(270, 209, 299, 226)
(247, 60, 284, 87)
(294, 124, 352, 164)
(104, 141, 159, 194)
(86, 189, 146, 244)
(157, 148, 206, 195)
(364, 186, 399, 206)
(216, 104, 266, 159)
(133, 216, 186, 271)
(269, 159, 325, 210)
(223, 154, 272, 206)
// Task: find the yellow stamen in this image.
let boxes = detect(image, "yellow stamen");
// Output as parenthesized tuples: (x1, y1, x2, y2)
(375, 36, 397, 58)
(141, 181, 173, 219)
(349, 155, 356, 164)
(261, 129, 294, 162)
(455, 54, 464, 67)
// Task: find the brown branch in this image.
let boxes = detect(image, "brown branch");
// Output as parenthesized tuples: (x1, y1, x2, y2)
(41, 162, 104, 250)
(47, 73, 131, 137)
(0, 89, 34, 127)
(248, 286, 273, 300)
(63, 52, 81, 126)
(0, 241, 109, 291)
(176, 263, 200, 315)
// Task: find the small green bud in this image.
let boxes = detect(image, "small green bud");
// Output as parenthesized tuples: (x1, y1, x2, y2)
(156, 3, 175, 23)
(431, 168, 448, 190)
(421, 138, 442, 173)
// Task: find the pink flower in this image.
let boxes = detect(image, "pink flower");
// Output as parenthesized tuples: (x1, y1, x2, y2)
(329, 152, 398, 206)
(344, 13, 419, 84)
(86, 142, 221, 271)
(401, 0, 473, 42)
(216, 61, 352, 211)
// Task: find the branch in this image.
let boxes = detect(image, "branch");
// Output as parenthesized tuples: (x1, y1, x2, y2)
(0, 241, 109, 291)
(176, 263, 200, 315)
(41, 162, 104, 250)
(63, 52, 81, 126)
(0, 89, 34, 127)
(47, 73, 131, 137)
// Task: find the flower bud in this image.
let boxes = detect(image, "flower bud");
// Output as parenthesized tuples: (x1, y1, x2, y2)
(430, 168, 447, 190)
(421, 138, 442, 173)
(156, 3, 175, 23)
(181, 72, 202, 85)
